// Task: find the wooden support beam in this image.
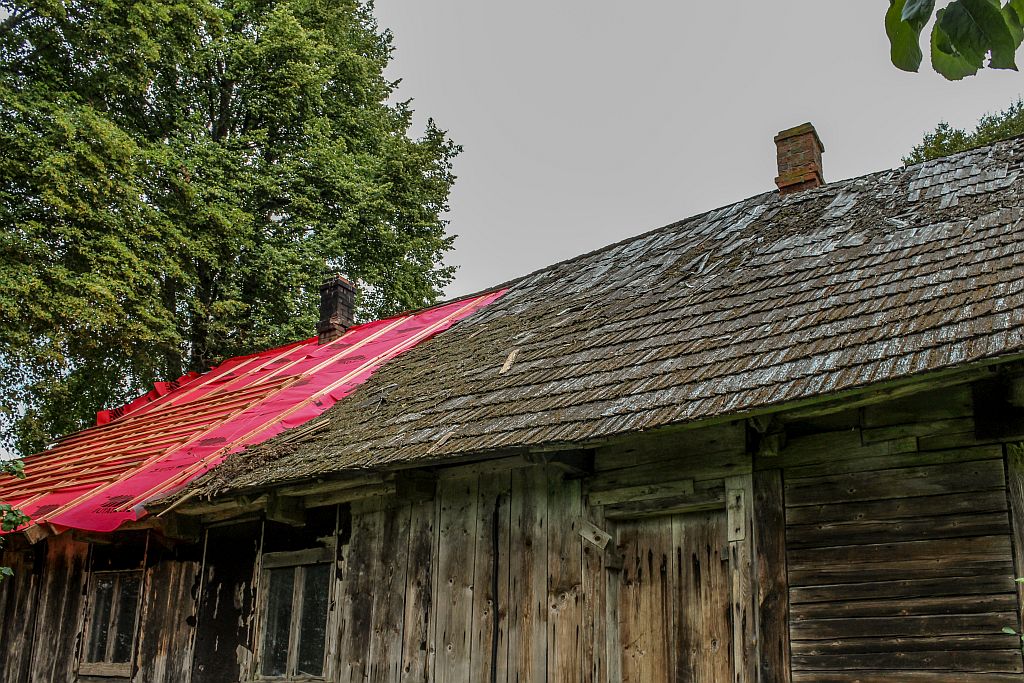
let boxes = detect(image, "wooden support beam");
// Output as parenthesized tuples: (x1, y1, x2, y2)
(153, 513, 201, 543)
(22, 522, 54, 545)
(526, 449, 594, 477)
(302, 482, 397, 509)
(603, 488, 725, 520)
(199, 498, 268, 525)
(586, 479, 694, 507)
(176, 493, 269, 516)
(276, 472, 385, 497)
(266, 492, 305, 526)
(727, 472, 757, 683)
(753, 468, 792, 683)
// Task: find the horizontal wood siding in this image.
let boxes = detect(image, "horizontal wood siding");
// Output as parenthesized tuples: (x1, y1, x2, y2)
(781, 385, 1024, 680)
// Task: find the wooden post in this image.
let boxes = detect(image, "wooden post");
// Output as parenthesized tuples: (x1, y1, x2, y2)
(726, 473, 757, 683)
(753, 469, 792, 683)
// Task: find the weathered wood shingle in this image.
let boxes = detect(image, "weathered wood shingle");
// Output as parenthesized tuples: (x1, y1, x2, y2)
(188, 137, 1024, 495)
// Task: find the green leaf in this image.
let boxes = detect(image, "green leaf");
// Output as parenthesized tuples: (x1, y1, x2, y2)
(1008, 0, 1024, 24)
(1003, 626, 1019, 634)
(931, 8, 984, 78)
(902, 0, 936, 24)
(1002, 1, 1024, 48)
(939, 0, 1018, 69)
(888, 0, 927, 71)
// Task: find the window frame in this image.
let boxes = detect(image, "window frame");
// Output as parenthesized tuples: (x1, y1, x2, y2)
(253, 546, 336, 681)
(79, 569, 145, 678)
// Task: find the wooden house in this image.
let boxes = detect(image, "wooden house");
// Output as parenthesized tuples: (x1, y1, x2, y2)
(4, 124, 1024, 682)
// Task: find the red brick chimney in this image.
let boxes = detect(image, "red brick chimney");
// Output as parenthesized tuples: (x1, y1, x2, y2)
(317, 275, 356, 344)
(774, 122, 825, 195)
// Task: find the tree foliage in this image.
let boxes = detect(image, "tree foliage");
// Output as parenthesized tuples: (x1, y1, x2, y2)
(0, 0, 460, 455)
(904, 98, 1024, 163)
(886, 0, 1024, 79)
(0, 459, 29, 580)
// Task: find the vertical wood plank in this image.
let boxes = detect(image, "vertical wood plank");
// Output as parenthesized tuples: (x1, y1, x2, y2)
(368, 503, 413, 683)
(470, 470, 511, 683)
(0, 543, 40, 683)
(400, 496, 438, 683)
(507, 466, 548, 683)
(28, 534, 89, 683)
(582, 503, 608, 683)
(604, 520, 622, 683)
(338, 505, 384, 681)
(134, 556, 203, 683)
(547, 470, 583, 681)
(673, 511, 731, 683)
(1006, 445, 1024, 639)
(726, 473, 757, 683)
(618, 517, 673, 683)
(433, 476, 479, 683)
(753, 469, 792, 683)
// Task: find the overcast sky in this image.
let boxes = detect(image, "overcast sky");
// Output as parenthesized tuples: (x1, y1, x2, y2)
(373, 0, 1024, 298)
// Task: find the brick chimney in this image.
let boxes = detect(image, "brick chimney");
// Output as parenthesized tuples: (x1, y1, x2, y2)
(317, 275, 356, 344)
(774, 122, 825, 195)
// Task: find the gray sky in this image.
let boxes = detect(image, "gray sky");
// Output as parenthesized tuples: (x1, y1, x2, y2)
(373, 0, 1024, 298)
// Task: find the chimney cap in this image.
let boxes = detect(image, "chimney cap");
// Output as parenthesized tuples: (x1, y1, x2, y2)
(774, 122, 824, 153)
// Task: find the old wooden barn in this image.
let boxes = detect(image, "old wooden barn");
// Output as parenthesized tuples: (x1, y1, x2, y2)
(3, 124, 1024, 682)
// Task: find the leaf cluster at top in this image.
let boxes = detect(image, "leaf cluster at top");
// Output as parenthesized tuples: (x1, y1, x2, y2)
(886, 0, 1024, 79)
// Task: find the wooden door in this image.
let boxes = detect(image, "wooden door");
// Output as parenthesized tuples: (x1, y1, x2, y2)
(616, 511, 732, 683)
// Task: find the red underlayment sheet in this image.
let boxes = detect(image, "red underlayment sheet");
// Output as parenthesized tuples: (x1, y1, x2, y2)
(0, 291, 504, 534)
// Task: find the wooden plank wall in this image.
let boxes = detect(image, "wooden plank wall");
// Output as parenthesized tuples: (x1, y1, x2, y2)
(133, 545, 203, 683)
(335, 465, 590, 683)
(0, 539, 41, 683)
(26, 533, 90, 683)
(4, 381, 1024, 683)
(589, 422, 751, 683)
(772, 385, 1024, 682)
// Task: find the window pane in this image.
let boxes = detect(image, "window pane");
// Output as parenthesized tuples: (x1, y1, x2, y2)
(296, 564, 331, 676)
(87, 576, 115, 662)
(111, 574, 141, 663)
(261, 568, 295, 677)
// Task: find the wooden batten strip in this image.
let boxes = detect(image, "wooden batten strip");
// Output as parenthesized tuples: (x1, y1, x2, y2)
(586, 479, 694, 506)
(603, 487, 725, 520)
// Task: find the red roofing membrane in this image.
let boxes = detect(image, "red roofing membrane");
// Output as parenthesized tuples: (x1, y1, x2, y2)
(0, 291, 505, 534)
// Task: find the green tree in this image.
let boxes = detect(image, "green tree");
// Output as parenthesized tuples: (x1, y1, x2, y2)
(0, 0, 459, 455)
(905, 98, 1024, 162)
(0, 459, 28, 581)
(886, 0, 1024, 79)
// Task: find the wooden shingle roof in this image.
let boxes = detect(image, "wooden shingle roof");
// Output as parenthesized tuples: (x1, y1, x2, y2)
(187, 136, 1024, 495)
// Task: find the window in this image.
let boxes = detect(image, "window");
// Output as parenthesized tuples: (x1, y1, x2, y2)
(81, 570, 143, 677)
(256, 548, 334, 680)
